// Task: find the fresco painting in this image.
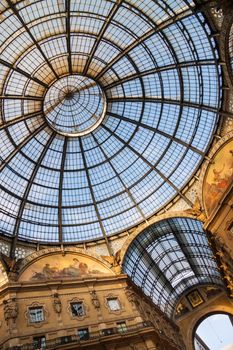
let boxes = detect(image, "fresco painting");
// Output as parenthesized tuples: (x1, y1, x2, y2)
(19, 254, 111, 281)
(203, 140, 233, 215)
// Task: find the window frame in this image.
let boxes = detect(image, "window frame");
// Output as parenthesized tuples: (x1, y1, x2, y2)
(33, 335, 46, 350)
(78, 328, 89, 341)
(70, 301, 85, 317)
(28, 306, 44, 324)
(105, 294, 123, 314)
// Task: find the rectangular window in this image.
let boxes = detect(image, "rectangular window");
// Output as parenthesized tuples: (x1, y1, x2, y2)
(71, 302, 85, 316)
(29, 307, 44, 323)
(78, 328, 89, 340)
(117, 321, 127, 333)
(107, 297, 121, 311)
(33, 336, 46, 349)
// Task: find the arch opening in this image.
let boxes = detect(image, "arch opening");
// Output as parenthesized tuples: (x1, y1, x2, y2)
(194, 313, 233, 350)
(122, 217, 224, 318)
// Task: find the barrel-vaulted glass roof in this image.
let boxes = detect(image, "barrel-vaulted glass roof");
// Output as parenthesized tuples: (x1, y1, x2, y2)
(229, 22, 233, 77)
(0, 0, 222, 244)
(122, 218, 223, 317)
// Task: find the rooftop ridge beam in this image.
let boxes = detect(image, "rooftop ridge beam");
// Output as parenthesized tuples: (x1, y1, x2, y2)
(0, 58, 48, 88)
(65, 0, 72, 74)
(58, 137, 68, 243)
(108, 97, 219, 114)
(83, 0, 124, 76)
(0, 95, 43, 101)
(0, 111, 43, 131)
(105, 60, 216, 90)
(0, 123, 46, 173)
(95, 9, 193, 80)
(102, 124, 193, 207)
(79, 137, 113, 256)
(107, 112, 204, 156)
(92, 132, 148, 223)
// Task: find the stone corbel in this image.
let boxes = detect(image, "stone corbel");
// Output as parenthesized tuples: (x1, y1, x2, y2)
(3, 297, 18, 327)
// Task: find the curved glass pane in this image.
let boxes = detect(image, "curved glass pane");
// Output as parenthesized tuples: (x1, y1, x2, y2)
(122, 218, 223, 317)
(0, 1, 222, 243)
(229, 22, 233, 77)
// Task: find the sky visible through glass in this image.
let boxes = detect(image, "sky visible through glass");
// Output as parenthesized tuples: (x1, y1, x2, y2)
(123, 218, 223, 317)
(0, 0, 222, 243)
(196, 314, 233, 350)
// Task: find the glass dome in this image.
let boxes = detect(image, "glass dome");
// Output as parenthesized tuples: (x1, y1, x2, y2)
(0, 0, 222, 243)
(43, 75, 107, 137)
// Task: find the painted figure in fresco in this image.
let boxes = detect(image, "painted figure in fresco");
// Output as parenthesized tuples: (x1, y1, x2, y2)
(29, 256, 105, 281)
(205, 146, 233, 215)
(62, 258, 88, 276)
(213, 164, 225, 183)
(43, 263, 59, 278)
(62, 258, 81, 277)
(79, 261, 89, 275)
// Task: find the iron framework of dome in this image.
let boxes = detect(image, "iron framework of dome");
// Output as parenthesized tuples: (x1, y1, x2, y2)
(0, 0, 222, 244)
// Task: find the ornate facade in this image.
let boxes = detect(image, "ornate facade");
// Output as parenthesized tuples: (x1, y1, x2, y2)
(0, 0, 233, 349)
(0, 250, 185, 350)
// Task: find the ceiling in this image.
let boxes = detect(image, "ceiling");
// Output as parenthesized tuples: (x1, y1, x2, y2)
(0, 0, 222, 244)
(122, 217, 223, 317)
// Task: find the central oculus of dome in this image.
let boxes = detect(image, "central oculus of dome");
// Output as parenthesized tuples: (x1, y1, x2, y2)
(43, 75, 107, 137)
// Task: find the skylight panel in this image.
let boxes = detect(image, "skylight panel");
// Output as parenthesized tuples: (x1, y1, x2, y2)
(0, 0, 221, 243)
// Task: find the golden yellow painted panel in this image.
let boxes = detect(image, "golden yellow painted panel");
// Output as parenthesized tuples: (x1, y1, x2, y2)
(19, 253, 113, 281)
(203, 139, 233, 215)
(187, 289, 204, 308)
(0, 262, 8, 287)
